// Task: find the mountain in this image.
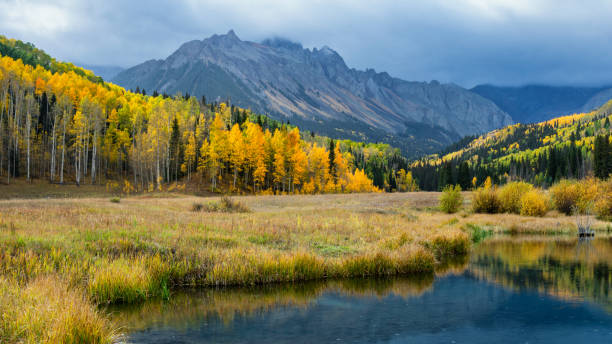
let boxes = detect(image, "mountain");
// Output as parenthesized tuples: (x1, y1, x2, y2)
(410, 99, 612, 190)
(471, 84, 612, 124)
(79, 64, 124, 81)
(113, 30, 512, 157)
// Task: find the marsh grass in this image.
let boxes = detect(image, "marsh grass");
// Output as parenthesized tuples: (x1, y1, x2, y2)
(464, 223, 494, 243)
(1, 191, 606, 341)
(0, 276, 115, 344)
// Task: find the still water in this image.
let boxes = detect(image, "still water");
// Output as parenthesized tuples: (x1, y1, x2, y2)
(114, 236, 612, 343)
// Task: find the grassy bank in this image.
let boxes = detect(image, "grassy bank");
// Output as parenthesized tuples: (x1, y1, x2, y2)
(0, 191, 608, 342)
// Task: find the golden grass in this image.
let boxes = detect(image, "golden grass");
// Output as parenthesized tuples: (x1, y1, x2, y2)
(0, 189, 609, 341)
(0, 276, 115, 343)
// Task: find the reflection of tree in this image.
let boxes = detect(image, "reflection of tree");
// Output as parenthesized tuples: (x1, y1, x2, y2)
(469, 237, 612, 312)
(575, 236, 594, 261)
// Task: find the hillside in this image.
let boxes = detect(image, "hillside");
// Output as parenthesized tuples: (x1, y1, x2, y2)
(410, 99, 612, 190)
(113, 31, 513, 156)
(471, 84, 612, 124)
(0, 34, 103, 83)
(0, 36, 408, 194)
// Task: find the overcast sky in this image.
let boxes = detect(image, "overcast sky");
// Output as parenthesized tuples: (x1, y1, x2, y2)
(2, 0, 612, 87)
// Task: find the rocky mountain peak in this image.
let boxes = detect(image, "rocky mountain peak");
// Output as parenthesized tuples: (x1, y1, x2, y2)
(261, 37, 303, 51)
(113, 31, 513, 157)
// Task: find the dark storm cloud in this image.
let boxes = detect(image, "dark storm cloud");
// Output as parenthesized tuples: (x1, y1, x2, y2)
(2, 0, 612, 87)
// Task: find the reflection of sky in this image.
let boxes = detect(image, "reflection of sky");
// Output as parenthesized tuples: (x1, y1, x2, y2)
(128, 275, 612, 343)
(4, 1, 612, 87)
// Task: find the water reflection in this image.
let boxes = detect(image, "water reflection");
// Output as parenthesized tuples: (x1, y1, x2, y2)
(114, 236, 612, 343)
(470, 236, 612, 311)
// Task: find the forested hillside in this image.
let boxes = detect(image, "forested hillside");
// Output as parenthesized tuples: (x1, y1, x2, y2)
(0, 37, 416, 194)
(411, 102, 612, 190)
(0, 35, 102, 83)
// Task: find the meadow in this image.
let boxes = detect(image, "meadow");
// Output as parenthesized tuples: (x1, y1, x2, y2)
(1, 187, 610, 343)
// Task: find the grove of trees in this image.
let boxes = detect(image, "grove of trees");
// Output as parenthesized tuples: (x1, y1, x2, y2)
(0, 53, 401, 194)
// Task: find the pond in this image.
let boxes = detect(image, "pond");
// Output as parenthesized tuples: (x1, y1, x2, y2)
(112, 236, 612, 343)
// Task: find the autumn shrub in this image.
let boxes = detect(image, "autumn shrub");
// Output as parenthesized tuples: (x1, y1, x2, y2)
(576, 178, 600, 212)
(550, 180, 581, 215)
(220, 196, 250, 213)
(198, 197, 250, 213)
(191, 202, 204, 212)
(498, 181, 533, 214)
(594, 179, 612, 221)
(109, 197, 120, 203)
(472, 186, 501, 214)
(520, 189, 549, 217)
(439, 185, 463, 213)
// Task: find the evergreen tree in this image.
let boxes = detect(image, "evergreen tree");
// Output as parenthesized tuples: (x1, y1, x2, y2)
(169, 117, 182, 182)
(457, 161, 470, 190)
(328, 139, 336, 182)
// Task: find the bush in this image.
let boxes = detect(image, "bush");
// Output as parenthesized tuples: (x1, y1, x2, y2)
(109, 197, 120, 203)
(472, 186, 501, 214)
(499, 181, 533, 214)
(220, 196, 250, 213)
(191, 203, 204, 212)
(193, 196, 250, 213)
(439, 185, 463, 213)
(520, 190, 548, 217)
(550, 179, 584, 215)
(594, 180, 612, 221)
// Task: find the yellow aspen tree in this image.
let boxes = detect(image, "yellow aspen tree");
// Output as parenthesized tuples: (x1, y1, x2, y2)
(228, 123, 245, 189)
(271, 129, 287, 192)
(207, 114, 227, 190)
(290, 146, 308, 193)
(182, 131, 196, 180)
(347, 168, 379, 193)
(307, 143, 329, 193)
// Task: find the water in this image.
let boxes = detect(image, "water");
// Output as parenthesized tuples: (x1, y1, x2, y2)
(114, 236, 612, 343)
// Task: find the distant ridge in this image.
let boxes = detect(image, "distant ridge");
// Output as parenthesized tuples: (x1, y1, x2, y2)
(472, 84, 612, 124)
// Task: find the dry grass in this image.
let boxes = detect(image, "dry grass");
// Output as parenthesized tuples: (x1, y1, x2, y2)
(0, 276, 115, 343)
(0, 189, 610, 341)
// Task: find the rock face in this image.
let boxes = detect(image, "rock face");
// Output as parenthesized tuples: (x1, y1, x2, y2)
(113, 30, 512, 156)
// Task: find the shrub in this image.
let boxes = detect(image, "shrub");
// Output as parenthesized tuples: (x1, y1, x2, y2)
(109, 197, 120, 203)
(498, 181, 533, 214)
(550, 179, 583, 215)
(576, 178, 600, 212)
(520, 190, 548, 217)
(196, 196, 250, 213)
(594, 180, 612, 221)
(220, 196, 250, 213)
(439, 185, 463, 213)
(191, 203, 204, 212)
(472, 186, 501, 214)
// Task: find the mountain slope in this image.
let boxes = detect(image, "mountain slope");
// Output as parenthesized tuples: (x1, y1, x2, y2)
(410, 99, 612, 190)
(471, 84, 612, 124)
(113, 31, 512, 156)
